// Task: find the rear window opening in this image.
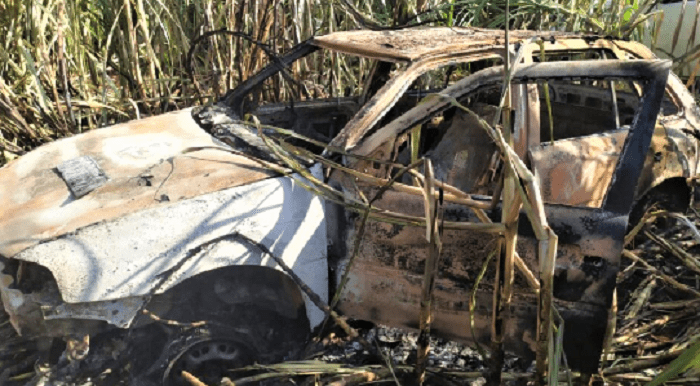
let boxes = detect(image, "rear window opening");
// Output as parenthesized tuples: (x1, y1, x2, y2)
(361, 58, 505, 146)
(538, 78, 678, 143)
(538, 79, 639, 141)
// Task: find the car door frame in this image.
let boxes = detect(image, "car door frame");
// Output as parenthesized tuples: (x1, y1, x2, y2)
(333, 59, 671, 373)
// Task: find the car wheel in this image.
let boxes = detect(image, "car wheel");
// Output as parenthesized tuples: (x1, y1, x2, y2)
(128, 266, 311, 386)
(161, 326, 257, 386)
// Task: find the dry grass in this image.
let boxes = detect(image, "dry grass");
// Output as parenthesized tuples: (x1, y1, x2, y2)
(0, 0, 683, 166)
(0, 0, 455, 163)
(1, 0, 700, 384)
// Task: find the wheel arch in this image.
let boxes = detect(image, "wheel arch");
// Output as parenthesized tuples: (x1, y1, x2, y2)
(629, 176, 691, 226)
(141, 265, 311, 330)
(130, 265, 312, 385)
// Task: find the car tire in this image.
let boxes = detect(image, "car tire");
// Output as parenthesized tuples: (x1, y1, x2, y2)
(160, 324, 258, 386)
(127, 266, 311, 386)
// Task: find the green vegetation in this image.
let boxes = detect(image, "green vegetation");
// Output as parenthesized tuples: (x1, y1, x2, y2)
(0, 0, 674, 165)
(2, 1, 700, 384)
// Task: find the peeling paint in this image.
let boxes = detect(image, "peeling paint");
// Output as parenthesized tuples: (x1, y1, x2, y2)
(0, 28, 696, 377)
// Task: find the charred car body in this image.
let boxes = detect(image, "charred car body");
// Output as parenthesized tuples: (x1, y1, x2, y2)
(0, 28, 697, 383)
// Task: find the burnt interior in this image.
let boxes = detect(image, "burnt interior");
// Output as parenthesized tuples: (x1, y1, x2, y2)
(334, 58, 671, 374)
(240, 56, 505, 155)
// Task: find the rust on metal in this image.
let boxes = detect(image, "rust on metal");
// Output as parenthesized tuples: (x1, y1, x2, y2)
(312, 27, 572, 62)
(0, 26, 696, 379)
(331, 59, 673, 373)
(0, 108, 275, 257)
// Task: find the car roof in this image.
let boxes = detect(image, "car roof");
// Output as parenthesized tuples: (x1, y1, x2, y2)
(312, 27, 578, 62)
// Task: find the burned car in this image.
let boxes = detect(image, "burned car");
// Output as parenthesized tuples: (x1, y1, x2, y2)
(0, 27, 696, 384)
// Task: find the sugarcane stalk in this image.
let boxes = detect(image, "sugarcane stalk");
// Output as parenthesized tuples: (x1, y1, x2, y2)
(416, 158, 443, 385)
(622, 250, 700, 297)
(257, 131, 503, 230)
(182, 371, 209, 386)
(536, 228, 558, 386)
(488, 77, 521, 386)
(645, 230, 700, 275)
(537, 38, 555, 145)
(470, 244, 499, 359)
(602, 289, 618, 366)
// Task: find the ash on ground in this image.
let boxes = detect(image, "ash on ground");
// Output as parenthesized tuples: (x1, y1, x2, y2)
(319, 325, 488, 370)
(315, 324, 531, 377)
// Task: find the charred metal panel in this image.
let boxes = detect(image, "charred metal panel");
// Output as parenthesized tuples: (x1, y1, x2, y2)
(338, 258, 608, 373)
(0, 108, 276, 258)
(530, 130, 627, 207)
(335, 206, 614, 372)
(312, 27, 570, 62)
(333, 183, 625, 370)
(6, 175, 328, 329)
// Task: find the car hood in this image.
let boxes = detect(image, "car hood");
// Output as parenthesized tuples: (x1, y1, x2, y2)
(0, 108, 276, 258)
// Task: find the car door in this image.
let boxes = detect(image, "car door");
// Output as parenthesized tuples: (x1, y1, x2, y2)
(529, 77, 638, 208)
(523, 44, 695, 211)
(333, 60, 671, 373)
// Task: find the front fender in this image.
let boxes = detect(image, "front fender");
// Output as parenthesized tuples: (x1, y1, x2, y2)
(1, 175, 328, 336)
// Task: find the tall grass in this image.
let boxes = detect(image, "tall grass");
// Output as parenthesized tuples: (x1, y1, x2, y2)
(0, 0, 684, 165)
(2, 1, 699, 383)
(0, 0, 361, 162)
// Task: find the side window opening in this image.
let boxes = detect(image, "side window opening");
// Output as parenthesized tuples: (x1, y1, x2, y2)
(246, 50, 377, 150)
(365, 58, 505, 139)
(538, 78, 640, 142)
(537, 78, 678, 144)
(534, 48, 680, 125)
(412, 59, 504, 91)
(387, 83, 505, 196)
